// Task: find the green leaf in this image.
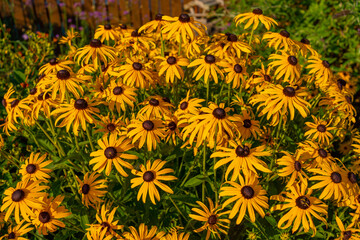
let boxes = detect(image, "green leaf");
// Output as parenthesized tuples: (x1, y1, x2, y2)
(184, 175, 206, 188)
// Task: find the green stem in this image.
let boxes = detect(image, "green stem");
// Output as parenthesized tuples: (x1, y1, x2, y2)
(85, 124, 94, 152)
(168, 195, 187, 222)
(160, 32, 165, 57)
(246, 28, 255, 61)
(35, 121, 64, 157)
(202, 141, 207, 203)
(206, 81, 210, 104)
(227, 83, 231, 106)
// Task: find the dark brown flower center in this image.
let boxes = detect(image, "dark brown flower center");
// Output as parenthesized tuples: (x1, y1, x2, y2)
(317, 124, 326, 132)
(90, 39, 102, 48)
(343, 230, 352, 240)
(337, 79, 346, 90)
(149, 98, 160, 106)
(348, 172, 357, 184)
(287, 56, 298, 65)
(74, 99, 88, 110)
(227, 34, 238, 42)
(37, 92, 50, 101)
(243, 119, 252, 128)
(280, 30, 290, 38)
(241, 186, 255, 199)
(212, 108, 226, 119)
(178, 13, 190, 23)
(155, 13, 163, 21)
(107, 123, 116, 132)
(322, 60, 330, 68)
(104, 24, 112, 30)
(2, 98, 6, 107)
(131, 30, 140, 37)
(162, 97, 171, 103)
(205, 55, 216, 64)
(39, 211, 51, 223)
(101, 222, 111, 232)
(233, 64, 243, 73)
(331, 172, 342, 183)
(345, 96, 352, 104)
(104, 147, 117, 159)
(168, 121, 177, 131)
(82, 184, 90, 194)
(264, 75, 271, 82)
(283, 87, 296, 97)
(26, 164, 37, 174)
(113, 86, 123, 95)
(294, 161, 301, 171)
(30, 88, 37, 95)
(120, 24, 127, 29)
(142, 120, 154, 131)
(180, 101, 188, 110)
(57, 69, 71, 80)
(357, 195, 360, 204)
(132, 62, 143, 71)
(10, 99, 20, 108)
(11, 189, 25, 202)
(252, 8, 263, 15)
(235, 145, 250, 157)
(300, 38, 310, 44)
(318, 149, 328, 158)
(7, 232, 15, 239)
(296, 196, 310, 209)
(49, 58, 57, 65)
(143, 171, 155, 182)
(207, 215, 218, 225)
(167, 56, 177, 65)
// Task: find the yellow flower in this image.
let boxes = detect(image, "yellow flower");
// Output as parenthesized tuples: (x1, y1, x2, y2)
(263, 30, 297, 52)
(130, 159, 177, 204)
(94, 24, 119, 42)
(188, 54, 224, 84)
(335, 215, 360, 240)
(105, 80, 137, 113)
(39, 58, 74, 75)
(158, 55, 189, 84)
(59, 28, 79, 45)
(0, 220, 33, 240)
(88, 204, 123, 238)
(76, 172, 107, 208)
(139, 13, 169, 33)
(306, 56, 333, 87)
(19, 152, 52, 182)
(234, 8, 278, 30)
(277, 151, 308, 188)
(304, 115, 335, 146)
(268, 52, 301, 83)
(139, 96, 173, 118)
(218, 57, 247, 89)
(123, 223, 165, 240)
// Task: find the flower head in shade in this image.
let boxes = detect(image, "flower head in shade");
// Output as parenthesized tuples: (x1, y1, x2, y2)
(122, 223, 165, 240)
(76, 172, 107, 208)
(234, 8, 278, 30)
(0, 220, 33, 240)
(304, 115, 335, 146)
(131, 159, 177, 204)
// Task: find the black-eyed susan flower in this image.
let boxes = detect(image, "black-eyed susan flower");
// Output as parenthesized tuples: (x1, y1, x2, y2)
(130, 159, 177, 204)
(235, 110, 261, 140)
(218, 57, 247, 89)
(95, 115, 125, 137)
(189, 198, 230, 240)
(75, 39, 116, 69)
(19, 152, 52, 182)
(31, 92, 58, 120)
(263, 30, 296, 52)
(157, 55, 189, 84)
(309, 163, 348, 202)
(164, 115, 181, 145)
(234, 8, 278, 30)
(38, 69, 86, 102)
(76, 172, 107, 208)
(52, 98, 100, 136)
(139, 96, 173, 118)
(112, 58, 153, 88)
(90, 134, 137, 176)
(127, 115, 165, 151)
(271, 183, 327, 236)
(122, 29, 155, 51)
(161, 13, 206, 43)
(211, 141, 271, 181)
(86, 227, 112, 240)
(139, 13, 169, 33)
(268, 52, 301, 83)
(296, 140, 334, 168)
(304, 115, 335, 146)
(223, 34, 252, 58)
(247, 64, 273, 91)
(296, 38, 318, 57)
(105, 80, 137, 113)
(1, 180, 48, 223)
(188, 55, 224, 84)
(162, 230, 190, 240)
(89, 204, 123, 238)
(122, 223, 165, 240)
(95, 24, 119, 42)
(219, 173, 268, 224)
(250, 84, 311, 122)
(59, 28, 79, 46)
(0, 220, 33, 240)
(38, 58, 74, 75)
(32, 195, 71, 235)
(335, 216, 360, 240)
(5, 97, 31, 126)
(306, 56, 332, 87)
(277, 151, 308, 188)
(175, 91, 204, 117)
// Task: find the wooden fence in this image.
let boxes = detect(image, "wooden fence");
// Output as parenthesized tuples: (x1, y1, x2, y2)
(1, 0, 192, 30)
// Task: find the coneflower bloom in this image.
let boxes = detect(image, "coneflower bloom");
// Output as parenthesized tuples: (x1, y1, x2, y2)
(189, 198, 230, 240)
(175, 91, 204, 117)
(19, 152, 52, 182)
(268, 52, 301, 83)
(39, 58, 74, 75)
(218, 57, 247, 89)
(32, 195, 71, 235)
(157, 55, 189, 84)
(1, 180, 48, 223)
(0, 220, 33, 240)
(235, 110, 261, 140)
(52, 98, 100, 136)
(139, 96, 173, 118)
(90, 134, 137, 176)
(277, 151, 308, 188)
(234, 8, 278, 30)
(74, 39, 116, 69)
(94, 24, 119, 42)
(296, 38, 318, 57)
(86, 227, 112, 240)
(304, 115, 335, 146)
(162, 230, 190, 240)
(139, 13, 169, 33)
(296, 140, 334, 168)
(263, 30, 296, 52)
(161, 13, 206, 43)
(306, 56, 332, 87)
(31, 92, 58, 120)
(219, 173, 268, 224)
(95, 115, 125, 137)
(58, 28, 79, 45)
(335, 216, 360, 240)
(88, 204, 123, 238)
(76, 172, 107, 208)
(211, 141, 271, 180)
(130, 159, 177, 204)
(164, 115, 181, 144)
(271, 183, 328, 236)
(222, 34, 251, 58)
(188, 54, 224, 84)
(105, 80, 137, 113)
(122, 223, 165, 240)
